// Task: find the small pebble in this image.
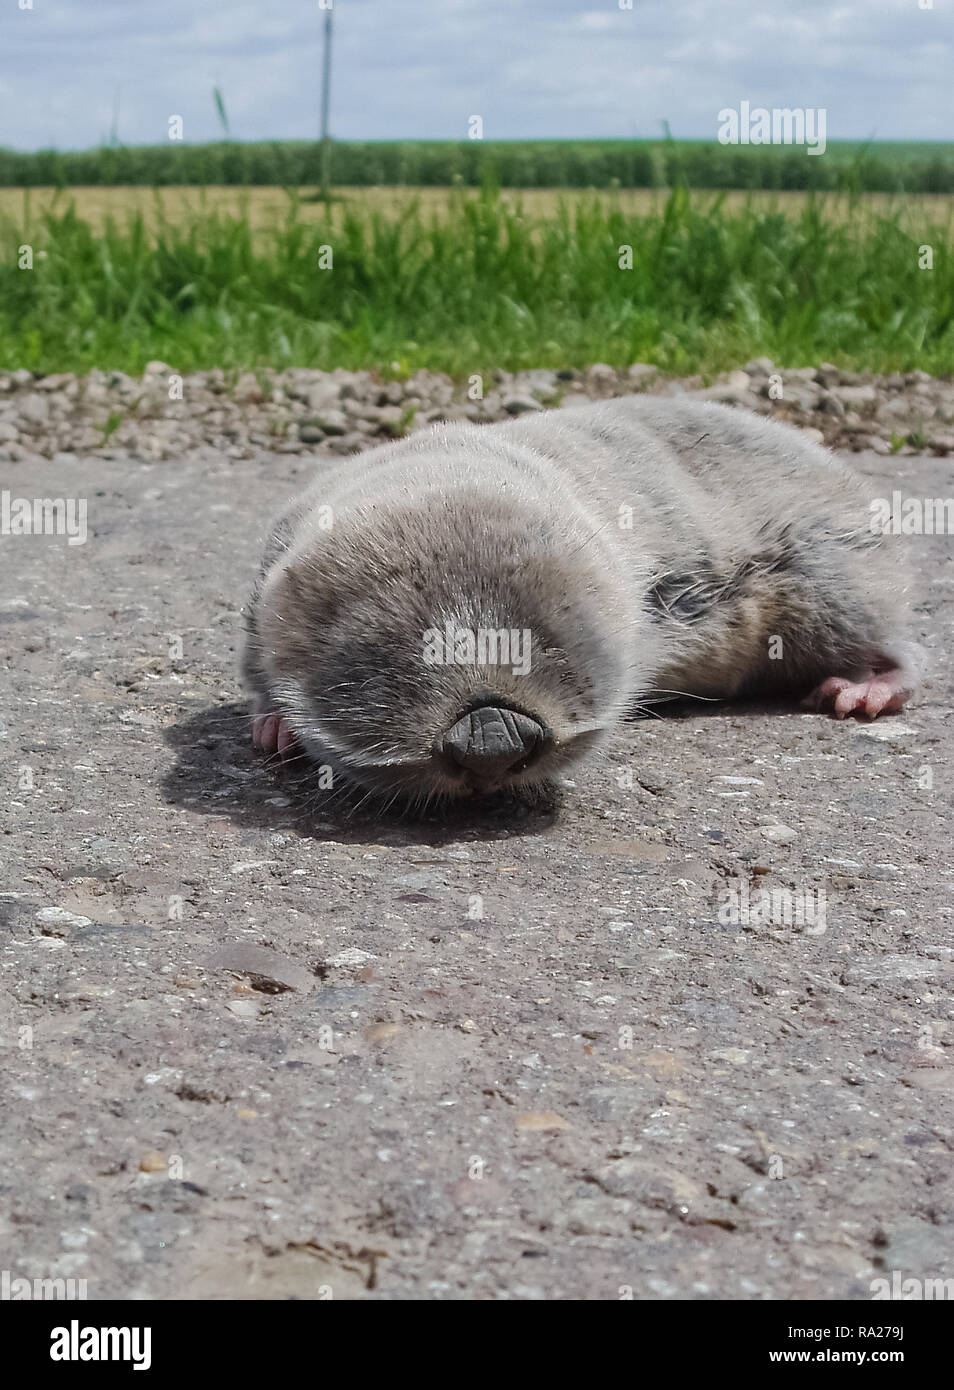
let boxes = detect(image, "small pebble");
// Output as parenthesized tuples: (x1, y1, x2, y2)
(759, 824, 797, 844)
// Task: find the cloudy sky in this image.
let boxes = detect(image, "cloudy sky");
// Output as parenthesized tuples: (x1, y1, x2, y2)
(1, 0, 949, 150)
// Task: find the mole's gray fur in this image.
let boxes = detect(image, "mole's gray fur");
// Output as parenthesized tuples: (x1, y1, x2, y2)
(242, 396, 919, 804)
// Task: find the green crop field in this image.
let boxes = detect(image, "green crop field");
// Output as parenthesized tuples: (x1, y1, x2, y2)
(3, 138, 954, 193)
(2, 185, 950, 377)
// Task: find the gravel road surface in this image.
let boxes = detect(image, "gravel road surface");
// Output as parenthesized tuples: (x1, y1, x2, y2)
(1, 438, 951, 1301)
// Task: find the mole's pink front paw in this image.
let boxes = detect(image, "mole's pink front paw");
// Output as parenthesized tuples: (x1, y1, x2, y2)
(803, 668, 912, 720)
(251, 709, 299, 756)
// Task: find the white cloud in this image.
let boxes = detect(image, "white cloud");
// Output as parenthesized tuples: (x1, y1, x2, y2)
(0, 0, 949, 150)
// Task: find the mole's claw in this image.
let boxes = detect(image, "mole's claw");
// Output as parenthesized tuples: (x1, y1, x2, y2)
(252, 710, 298, 757)
(805, 669, 911, 721)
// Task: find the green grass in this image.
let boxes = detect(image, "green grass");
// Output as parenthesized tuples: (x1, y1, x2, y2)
(3, 138, 954, 193)
(1, 187, 951, 376)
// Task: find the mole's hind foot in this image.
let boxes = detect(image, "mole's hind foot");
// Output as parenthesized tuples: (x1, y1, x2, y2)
(803, 667, 913, 720)
(251, 709, 299, 757)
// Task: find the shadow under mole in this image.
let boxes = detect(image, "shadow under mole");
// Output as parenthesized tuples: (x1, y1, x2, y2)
(161, 691, 836, 849)
(161, 701, 562, 847)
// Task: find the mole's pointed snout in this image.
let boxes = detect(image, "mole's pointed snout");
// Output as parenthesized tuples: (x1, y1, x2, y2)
(438, 705, 550, 779)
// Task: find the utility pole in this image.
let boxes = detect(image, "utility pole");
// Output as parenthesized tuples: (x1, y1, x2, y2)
(319, 7, 334, 204)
